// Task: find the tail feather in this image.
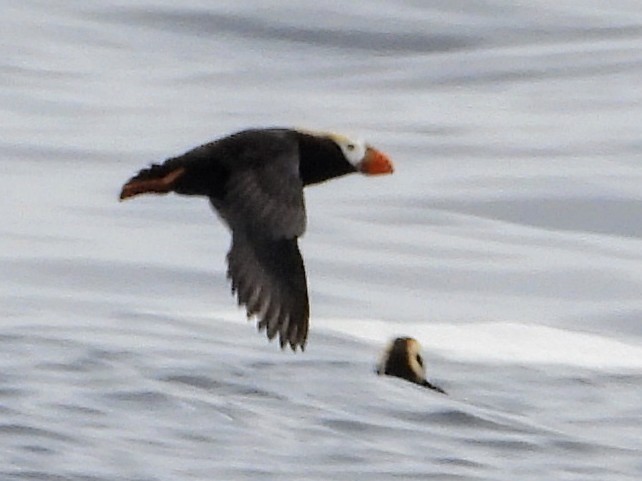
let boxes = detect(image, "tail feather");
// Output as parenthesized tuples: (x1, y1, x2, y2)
(119, 165, 186, 201)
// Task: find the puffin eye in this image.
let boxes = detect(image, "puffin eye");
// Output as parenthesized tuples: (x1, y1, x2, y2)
(415, 354, 424, 368)
(346, 143, 355, 151)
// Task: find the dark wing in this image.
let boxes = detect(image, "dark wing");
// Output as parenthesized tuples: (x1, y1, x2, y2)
(222, 168, 305, 239)
(227, 230, 309, 350)
(215, 136, 306, 239)
(216, 143, 310, 350)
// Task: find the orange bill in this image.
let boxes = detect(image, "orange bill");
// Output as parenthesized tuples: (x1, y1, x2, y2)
(358, 147, 394, 175)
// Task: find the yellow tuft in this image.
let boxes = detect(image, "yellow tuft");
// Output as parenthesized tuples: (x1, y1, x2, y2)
(295, 127, 352, 144)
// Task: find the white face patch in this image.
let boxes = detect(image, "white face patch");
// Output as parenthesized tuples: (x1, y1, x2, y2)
(328, 133, 367, 167)
(406, 338, 427, 380)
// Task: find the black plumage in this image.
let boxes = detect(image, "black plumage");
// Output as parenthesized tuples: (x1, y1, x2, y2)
(377, 337, 446, 393)
(120, 128, 393, 351)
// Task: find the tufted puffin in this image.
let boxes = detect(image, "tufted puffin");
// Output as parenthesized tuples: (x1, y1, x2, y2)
(119, 128, 393, 351)
(377, 337, 446, 393)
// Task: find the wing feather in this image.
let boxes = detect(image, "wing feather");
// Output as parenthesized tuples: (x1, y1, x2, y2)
(226, 230, 309, 350)
(220, 147, 306, 239)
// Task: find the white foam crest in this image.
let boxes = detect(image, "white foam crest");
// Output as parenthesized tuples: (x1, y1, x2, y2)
(318, 318, 642, 371)
(186, 309, 642, 371)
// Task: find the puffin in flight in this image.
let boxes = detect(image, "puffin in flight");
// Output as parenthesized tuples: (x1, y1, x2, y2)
(119, 128, 394, 351)
(377, 337, 446, 394)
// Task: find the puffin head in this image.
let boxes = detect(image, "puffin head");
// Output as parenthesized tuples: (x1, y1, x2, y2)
(377, 337, 446, 394)
(326, 132, 394, 175)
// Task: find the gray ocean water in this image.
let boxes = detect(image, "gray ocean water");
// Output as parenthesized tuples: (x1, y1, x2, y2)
(3, 1, 642, 479)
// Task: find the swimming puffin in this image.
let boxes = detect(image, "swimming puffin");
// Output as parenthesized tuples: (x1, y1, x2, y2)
(377, 337, 446, 393)
(119, 128, 393, 351)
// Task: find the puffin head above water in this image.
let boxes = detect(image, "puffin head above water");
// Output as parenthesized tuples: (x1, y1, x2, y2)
(377, 337, 446, 394)
(119, 127, 394, 352)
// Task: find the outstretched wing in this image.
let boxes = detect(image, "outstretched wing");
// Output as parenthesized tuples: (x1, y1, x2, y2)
(226, 230, 310, 350)
(214, 131, 306, 239)
(216, 140, 310, 350)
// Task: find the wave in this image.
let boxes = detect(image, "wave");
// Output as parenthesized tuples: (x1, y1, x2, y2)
(181, 310, 642, 370)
